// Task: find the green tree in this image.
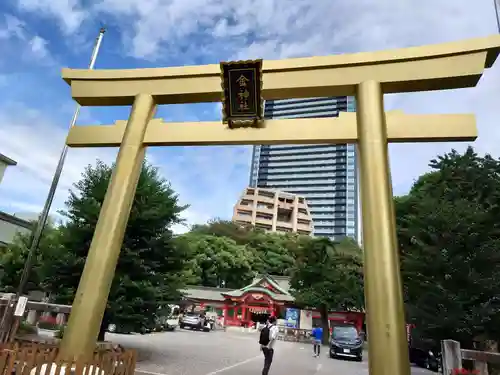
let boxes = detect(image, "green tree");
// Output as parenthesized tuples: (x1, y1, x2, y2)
(190, 219, 254, 245)
(43, 160, 188, 338)
(245, 232, 298, 276)
(397, 147, 500, 348)
(189, 219, 299, 276)
(175, 233, 254, 288)
(290, 237, 364, 344)
(0, 220, 60, 294)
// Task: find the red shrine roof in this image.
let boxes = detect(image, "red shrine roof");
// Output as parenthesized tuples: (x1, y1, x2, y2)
(181, 274, 294, 303)
(221, 275, 293, 302)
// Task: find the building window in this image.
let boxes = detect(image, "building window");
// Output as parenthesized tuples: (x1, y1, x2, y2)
(256, 213, 273, 220)
(258, 190, 275, 198)
(237, 210, 252, 216)
(276, 226, 292, 232)
(257, 203, 273, 210)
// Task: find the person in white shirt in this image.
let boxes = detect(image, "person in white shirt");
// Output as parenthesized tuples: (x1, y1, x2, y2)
(260, 316, 279, 375)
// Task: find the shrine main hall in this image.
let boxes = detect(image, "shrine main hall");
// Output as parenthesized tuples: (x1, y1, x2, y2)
(181, 274, 364, 331)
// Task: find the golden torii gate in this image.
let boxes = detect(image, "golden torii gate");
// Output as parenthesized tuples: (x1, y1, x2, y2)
(58, 35, 500, 375)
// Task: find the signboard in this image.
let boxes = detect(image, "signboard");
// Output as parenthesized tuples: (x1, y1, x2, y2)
(300, 309, 313, 330)
(14, 296, 28, 317)
(285, 308, 300, 329)
(220, 59, 264, 129)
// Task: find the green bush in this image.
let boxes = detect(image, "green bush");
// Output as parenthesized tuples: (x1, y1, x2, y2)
(18, 321, 37, 334)
(55, 325, 65, 339)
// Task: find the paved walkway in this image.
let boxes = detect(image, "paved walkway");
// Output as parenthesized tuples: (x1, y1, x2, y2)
(107, 329, 434, 375)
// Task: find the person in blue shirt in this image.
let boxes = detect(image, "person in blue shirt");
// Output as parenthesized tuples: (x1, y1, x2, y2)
(311, 324, 323, 357)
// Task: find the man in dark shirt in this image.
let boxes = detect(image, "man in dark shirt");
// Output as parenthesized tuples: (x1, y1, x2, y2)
(261, 316, 279, 375)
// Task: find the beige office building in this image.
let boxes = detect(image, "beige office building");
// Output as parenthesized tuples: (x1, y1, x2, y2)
(232, 187, 313, 235)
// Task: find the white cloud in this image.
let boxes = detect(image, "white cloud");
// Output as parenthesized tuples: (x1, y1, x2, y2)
(0, 102, 119, 215)
(0, 14, 54, 65)
(16, 0, 87, 34)
(152, 144, 252, 230)
(27, 35, 50, 59)
(82, 0, 500, 61)
(0, 14, 25, 40)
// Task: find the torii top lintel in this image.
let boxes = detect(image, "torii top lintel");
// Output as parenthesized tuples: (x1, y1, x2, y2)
(61, 35, 500, 107)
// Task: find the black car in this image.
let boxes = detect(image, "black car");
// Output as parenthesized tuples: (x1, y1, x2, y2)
(409, 345, 440, 372)
(329, 325, 363, 362)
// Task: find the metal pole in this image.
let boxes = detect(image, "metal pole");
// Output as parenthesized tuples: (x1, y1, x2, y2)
(494, 0, 500, 34)
(15, 27, 106, 297)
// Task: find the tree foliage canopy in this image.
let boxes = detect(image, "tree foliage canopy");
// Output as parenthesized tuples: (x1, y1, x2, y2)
(290, 237, 364, 311)
(0, 220, 59, 293)
(40, 160, 189, 335)
(175, 233, 254, 288)
(289, 236, 364, 343)
(397, 147, 500, 346)
(181, 220, 302, 281)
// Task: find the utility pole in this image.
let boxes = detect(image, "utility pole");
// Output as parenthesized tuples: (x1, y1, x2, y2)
(0, 27, 106, 343)
(495, 0, 500, 33)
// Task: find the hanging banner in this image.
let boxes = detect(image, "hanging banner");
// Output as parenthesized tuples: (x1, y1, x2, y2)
(285, 308, 300, 328)
(249, 307, 269, 314)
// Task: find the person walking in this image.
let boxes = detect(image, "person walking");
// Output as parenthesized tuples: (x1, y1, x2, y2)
(311, 324, 323, 357)
(259, 316, 279, 375)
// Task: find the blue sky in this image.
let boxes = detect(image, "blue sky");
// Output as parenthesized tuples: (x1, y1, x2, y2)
(0, 0, 499, 233)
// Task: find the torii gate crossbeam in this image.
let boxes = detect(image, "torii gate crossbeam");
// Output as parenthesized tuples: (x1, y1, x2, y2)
(65, 111, 477, 147)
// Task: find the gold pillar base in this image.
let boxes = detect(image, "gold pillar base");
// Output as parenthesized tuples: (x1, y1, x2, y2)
(356, 81, 410, 375)
(59, 94, 156, 360)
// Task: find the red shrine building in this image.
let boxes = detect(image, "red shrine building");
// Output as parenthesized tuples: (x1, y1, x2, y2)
(181, 274, 364, 331)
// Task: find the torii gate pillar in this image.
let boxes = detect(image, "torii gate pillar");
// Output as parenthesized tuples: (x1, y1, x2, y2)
(357, 80, 407, 374)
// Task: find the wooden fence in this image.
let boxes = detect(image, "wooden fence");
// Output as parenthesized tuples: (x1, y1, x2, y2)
(0, 342, 136, 375)
(442, 339, 500, 375)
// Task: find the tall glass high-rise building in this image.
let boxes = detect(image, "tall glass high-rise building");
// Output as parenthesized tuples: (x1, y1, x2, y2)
(249, 97, 358, 242)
